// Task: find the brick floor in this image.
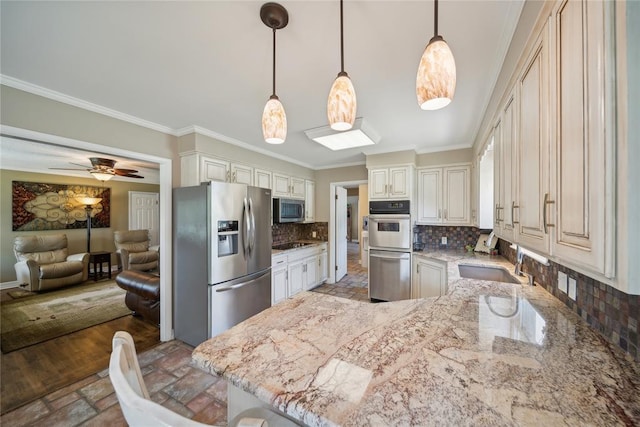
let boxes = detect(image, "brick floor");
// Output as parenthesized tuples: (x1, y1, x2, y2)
(1, 242, 369, 426)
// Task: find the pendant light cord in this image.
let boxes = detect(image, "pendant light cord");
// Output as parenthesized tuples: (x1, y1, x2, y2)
(272, 28, 277, 97)
(340, 0, 345, 73)
(434, 0, 438, 38)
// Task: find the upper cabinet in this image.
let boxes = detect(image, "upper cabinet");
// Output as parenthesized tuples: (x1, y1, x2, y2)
(417, 165, 470, 225)
(273, 173, 305, 199)
(304, 180, 315, 222)
(549, 0, 613, 277)
(181, 153, 253, 187)
(369, 166, 413, 200)
(254, 168, 272, 190)
(515, 25, 551, 255)
(493, 92, 518, 242)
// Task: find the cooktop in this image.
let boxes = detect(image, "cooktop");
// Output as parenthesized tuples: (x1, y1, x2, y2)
(272, 242, 312, 251)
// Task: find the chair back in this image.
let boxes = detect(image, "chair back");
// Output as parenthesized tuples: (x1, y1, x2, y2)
(109, 331, 212, 427)
(114, 230, 150, 253)
(13, 234, 69, 265)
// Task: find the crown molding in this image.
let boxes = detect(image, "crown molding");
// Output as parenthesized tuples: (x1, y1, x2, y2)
(416, 143, 471, 154)
(1, 75, 177, 136)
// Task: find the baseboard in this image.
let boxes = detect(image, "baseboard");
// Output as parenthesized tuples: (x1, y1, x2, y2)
(1, 281, 21, 290)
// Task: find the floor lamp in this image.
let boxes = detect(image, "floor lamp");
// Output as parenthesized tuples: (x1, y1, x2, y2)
(76, 196, 102, 253)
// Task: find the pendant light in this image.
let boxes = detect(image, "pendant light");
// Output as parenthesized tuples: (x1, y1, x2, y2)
(327, 0, 357, 131)
(260, 3, 289, 144)
(416, 0, 456, 110)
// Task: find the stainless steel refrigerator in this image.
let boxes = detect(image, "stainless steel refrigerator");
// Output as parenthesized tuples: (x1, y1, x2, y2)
(173, 182, 272, 347)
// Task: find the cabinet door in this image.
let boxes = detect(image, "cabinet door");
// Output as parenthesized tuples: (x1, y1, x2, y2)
(291, 177, 305, 199)
(493, 121, 503, 234)
(413, 258, 447, 298)
(417, 168, 442, 223)
(517, 26, 550, 254)
(369, 169, 389, 199)
(254, 168, 272, 190)
(231, 163, 253, 185)
(443, 166, 470, 224)
(272, 265, 288, 305)
(389, 167, 409, 198)
(305, 180, 315, 222)
(303, 256, 318, 290)
(319, 248, 328, 282)
(287, 260, 304, 296)
(201, 157, 229, 183)
(501, 94, 517, 240)
(273, 174, 291, 198)
(551, 0, 609, 275)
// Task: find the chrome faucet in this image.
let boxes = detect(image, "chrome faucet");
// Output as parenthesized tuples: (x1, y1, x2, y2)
(514, 245, 535, 286)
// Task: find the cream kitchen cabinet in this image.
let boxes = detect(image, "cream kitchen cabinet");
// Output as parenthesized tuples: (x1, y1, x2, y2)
(493, 91, 518, 242)
(180, 153, 253, 186)
(412, 255, 448, 298)
(369, 166, 413, 200)
(416, 165, 470, 225)
(271, 254, 288, 305)
(254, 168, 272, 190)
(273, 173, 305, 199)
(271, 243, 328, 305)
(548, 0, 614, 277)
(304, 180, 315, 222)
(515, 23, 551, 255)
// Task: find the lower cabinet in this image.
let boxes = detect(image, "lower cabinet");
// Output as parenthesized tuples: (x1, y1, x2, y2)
(271, 243, 328, 305)
(412, 256, 448, 298)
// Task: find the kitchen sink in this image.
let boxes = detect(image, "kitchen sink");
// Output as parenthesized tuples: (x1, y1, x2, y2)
(458, 264, 521, 284)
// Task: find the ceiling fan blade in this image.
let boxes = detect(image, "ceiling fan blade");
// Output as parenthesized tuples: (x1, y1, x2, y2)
(70, 162, 93, 168)
(113, 168, 139, 175)
(49, 167, 91, 171)
(123, 174, 144, 179)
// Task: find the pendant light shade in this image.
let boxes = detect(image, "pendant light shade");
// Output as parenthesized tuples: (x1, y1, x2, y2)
(416, 0, 456, 110)
(260, 3, 289, 144)
(262, 95, 287, 144)
(328, 72, 357, 131)
(327, 0, 356, 131)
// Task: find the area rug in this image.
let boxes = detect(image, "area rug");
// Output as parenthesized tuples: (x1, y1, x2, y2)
(1, 280, 130, 353)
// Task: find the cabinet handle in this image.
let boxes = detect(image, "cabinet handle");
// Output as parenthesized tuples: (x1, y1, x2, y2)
(438, 209, 442, 219)
(232, 171, 237, 182)
(444, 209, 447, 220)
(226, 170, 231, 182)
(512, 201, 520, 224)
(543, 193, 555, 234)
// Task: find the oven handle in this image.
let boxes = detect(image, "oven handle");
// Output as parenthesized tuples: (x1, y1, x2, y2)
(370, 250, 410, 260)
(369, 214, 411, 221)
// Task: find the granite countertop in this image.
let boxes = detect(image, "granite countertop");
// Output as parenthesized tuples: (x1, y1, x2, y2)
(193, 250, 640, 426)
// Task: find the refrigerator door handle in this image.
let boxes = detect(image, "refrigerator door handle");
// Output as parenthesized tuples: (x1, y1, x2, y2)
(248, 197, 256, 252)
(214, 269, 269, 292)
(242, 197, 250, 256)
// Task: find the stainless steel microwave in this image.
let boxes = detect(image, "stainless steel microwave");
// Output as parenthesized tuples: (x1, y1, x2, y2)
(273, 198, 305, 223)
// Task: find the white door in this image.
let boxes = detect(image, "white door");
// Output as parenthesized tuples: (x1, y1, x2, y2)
(335, 186, 348, 282)
(129, 191, 160, 246)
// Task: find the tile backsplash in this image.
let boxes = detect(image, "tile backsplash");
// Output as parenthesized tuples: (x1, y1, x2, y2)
(413, 225, 488, 251)
(498, 239, 639, 361)
(272, 222, 328, 245)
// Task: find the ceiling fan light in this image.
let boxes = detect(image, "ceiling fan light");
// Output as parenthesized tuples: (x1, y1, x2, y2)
(416, 36, 456, 111)
(90, 171, 114, 181)
(262, 95, 287, 144)
(328, 73, 357, 131)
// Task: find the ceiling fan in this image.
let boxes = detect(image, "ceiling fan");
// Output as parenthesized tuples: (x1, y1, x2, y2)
(50, 157, 144, 181)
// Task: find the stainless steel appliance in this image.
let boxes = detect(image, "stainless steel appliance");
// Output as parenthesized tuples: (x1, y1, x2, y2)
(273, 198, 304, 223)
(368, 200, 411, 301)
(173, 182, 272, 347)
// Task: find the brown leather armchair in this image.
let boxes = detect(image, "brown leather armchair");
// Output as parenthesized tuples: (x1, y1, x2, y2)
(114, 230, 159, 272)
(13, 234, 89, 292)
(115, 270, 160, 325)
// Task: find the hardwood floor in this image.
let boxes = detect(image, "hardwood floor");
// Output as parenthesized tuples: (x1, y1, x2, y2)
(1, 287, 160, 415)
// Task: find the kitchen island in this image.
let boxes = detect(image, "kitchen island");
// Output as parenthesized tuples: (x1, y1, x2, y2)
(192, 251, 640, 426)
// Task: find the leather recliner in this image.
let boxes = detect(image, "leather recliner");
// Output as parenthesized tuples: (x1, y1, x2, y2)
(13, 234, 90, 292)
(115, 270, 160, 325)
(113, 230, 159, 272)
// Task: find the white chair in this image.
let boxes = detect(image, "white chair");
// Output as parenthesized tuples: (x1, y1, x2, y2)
(109, 331, 267, 427)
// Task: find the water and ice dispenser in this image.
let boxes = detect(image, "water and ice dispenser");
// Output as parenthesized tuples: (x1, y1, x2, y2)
(217, 220, 238, 257)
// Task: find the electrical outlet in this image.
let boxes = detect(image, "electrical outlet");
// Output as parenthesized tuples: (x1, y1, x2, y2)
(558, 272, 568, 294)
(441, 236, 447, 245)
(312, 231, 317, 238)
(568, 277, 577, 301)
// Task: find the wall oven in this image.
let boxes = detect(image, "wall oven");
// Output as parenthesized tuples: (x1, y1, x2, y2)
(368, 200, 412, 301)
